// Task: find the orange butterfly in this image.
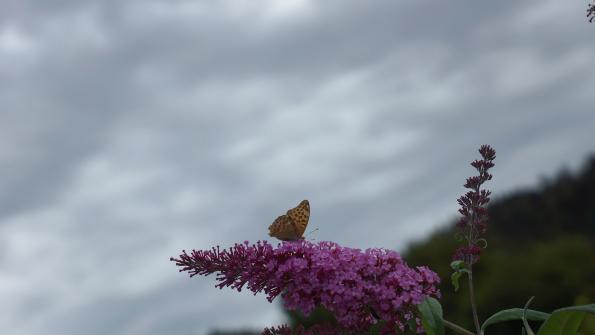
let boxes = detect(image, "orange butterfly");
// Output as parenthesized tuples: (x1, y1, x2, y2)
(268, 200, 310, 241)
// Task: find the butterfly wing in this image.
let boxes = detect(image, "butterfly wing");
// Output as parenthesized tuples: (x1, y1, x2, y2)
(268, 214, 300, 241)
(286, 200, 310, 238)
(268, 200, 310, 241)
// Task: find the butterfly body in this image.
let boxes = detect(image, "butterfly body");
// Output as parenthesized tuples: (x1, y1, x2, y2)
(268, 200, 310, 241)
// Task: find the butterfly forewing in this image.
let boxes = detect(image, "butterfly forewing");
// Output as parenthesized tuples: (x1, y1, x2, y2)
(286, 200, 310, 237)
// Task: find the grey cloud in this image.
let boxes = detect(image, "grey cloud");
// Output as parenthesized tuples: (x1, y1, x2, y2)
(1, 0, 595, 334)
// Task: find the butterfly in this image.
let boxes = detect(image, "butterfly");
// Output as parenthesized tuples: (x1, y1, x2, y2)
(268, 200, 310, 241)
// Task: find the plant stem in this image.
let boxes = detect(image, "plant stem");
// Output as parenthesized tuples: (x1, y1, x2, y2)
(467, 267, 482, 335)
(444, 319, 476, 335)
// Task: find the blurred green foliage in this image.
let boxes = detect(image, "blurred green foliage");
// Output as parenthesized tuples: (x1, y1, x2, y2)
(287, 156, 595, 334)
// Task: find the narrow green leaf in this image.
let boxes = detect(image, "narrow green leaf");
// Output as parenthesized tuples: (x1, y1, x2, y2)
(481, 308, 550, 331)
(450, 260, 465, 270)
(552, 304, 595, 315)
(417, 297, 444, 335)
(537, 304, 595, 335)
(451, 272, 462, 292)
(523, 297, 536, 335)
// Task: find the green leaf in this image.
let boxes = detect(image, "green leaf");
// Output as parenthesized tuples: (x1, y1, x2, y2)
(417, 297, 444, 335)
(537, 304, 595, 335)
(450, 260, 465, 270)
(481, 308, 550, 332)
(537, 311, 585, 335)
(523, 297, 536, 335)
(450, 261, 471, 292)
(451, 271, 462, 292)
(552, 304, 595, 314)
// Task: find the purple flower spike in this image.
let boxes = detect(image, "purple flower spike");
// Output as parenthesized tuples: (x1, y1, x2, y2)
(171, 240, 440, 333)
(453, 145, 496, 265)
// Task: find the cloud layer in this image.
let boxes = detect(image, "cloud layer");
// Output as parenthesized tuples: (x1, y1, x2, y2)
(1, 1, 594, 334)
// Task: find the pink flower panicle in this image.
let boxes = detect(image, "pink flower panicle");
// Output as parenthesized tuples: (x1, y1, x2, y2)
(171, 240, 440, 334)
(453, 145, 496, 265)
(170, 241, 280, 297)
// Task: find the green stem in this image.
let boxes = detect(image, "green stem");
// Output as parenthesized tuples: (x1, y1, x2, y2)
(444, 319, 476, 335)
(467, 268, 482, 335)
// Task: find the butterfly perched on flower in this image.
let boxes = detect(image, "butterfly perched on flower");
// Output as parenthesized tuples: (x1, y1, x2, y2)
(268, 200, 310, 241)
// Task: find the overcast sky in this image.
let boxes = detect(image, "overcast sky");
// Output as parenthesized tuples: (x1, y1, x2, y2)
(1, 1, 594, 334)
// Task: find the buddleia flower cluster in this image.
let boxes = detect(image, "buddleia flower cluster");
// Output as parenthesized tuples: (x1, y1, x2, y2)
(171, 240, 440, 334)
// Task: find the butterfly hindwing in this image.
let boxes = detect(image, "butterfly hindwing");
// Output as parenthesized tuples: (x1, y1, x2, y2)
(268, 200, 310, 241)
(268, 214, 299, 241)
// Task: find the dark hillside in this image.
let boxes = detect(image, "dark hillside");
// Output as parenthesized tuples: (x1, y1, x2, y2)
(489, 157, 595, 241)
(404, 156, 595, 334)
